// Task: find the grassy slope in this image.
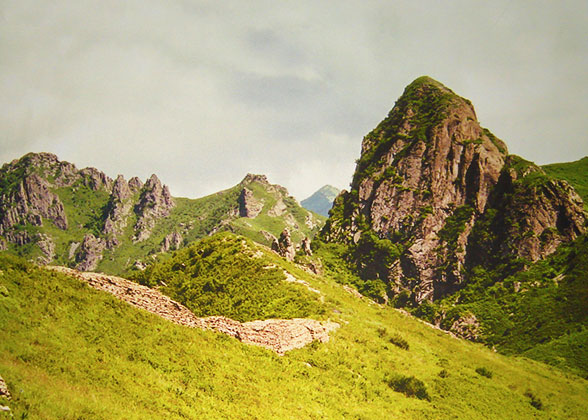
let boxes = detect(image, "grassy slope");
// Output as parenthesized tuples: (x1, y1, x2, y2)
(543, 156, 588, 208)
(132, 233, 326, 322)
(1, 253, 587, 419)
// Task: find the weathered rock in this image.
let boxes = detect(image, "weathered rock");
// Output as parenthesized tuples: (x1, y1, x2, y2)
(102, 175, 134, 247)
(321, 77, 586, 305)
(161, 232, 183, 252)
(0, 374, 10, 400)
(75, 233, 105, 271)
(133, 174, 175, 242)
(272, 229, 296, 261)
(267, 198, 287, 217)
(323, 76, 508, 302)
(0, 238, 7, 251)
(47, 266, 338, 355)
(468, 156, 586, 267)
(238, 187, 263, 218)
(68, 242, 80, 260)
(0, 173, 68, 239)
(300, 237, 313, 256)
(79, 167, 113, 191)
(128, 176, 144, 194)
(36, 233, 55, 265)
(448, 313, 481, 341)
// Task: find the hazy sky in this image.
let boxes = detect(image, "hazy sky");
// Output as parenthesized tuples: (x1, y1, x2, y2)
(1, 1, 587, 200)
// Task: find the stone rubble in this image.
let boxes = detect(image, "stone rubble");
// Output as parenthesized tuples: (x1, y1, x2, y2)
(46, 266, 338, 355)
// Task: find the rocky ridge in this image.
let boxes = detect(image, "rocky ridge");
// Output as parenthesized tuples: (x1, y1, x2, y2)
(46, 266, 338, 355)
(322, 77, 586, 302)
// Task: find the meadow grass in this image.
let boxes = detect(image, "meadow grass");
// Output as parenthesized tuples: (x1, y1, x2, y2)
(1, 252, 587, 419)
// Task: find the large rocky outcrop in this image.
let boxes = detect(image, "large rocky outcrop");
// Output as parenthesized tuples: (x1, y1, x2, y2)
(322, 76, 586, 303)
(102, 175, 134, 247)
(467, 156, 586, 269)
(133, 174, 175, 242)
(272, 229, 296, 261)
(0, 173, 68, 238)
(75, 233, 105, 271)
(238, 187, 263, 218)
(160, 232, 183, 252)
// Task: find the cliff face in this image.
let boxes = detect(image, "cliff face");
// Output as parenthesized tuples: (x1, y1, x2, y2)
(322, 77, 586, 302)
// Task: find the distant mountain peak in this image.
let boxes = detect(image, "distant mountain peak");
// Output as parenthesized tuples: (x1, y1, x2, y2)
(301, 185, 341, 217)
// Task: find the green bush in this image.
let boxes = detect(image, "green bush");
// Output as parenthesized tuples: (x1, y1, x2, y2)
(524, 391, 543, 410)
(475, 367, 493, 378)
(386, 375, 430, 401)
(389, 333, 410, 350)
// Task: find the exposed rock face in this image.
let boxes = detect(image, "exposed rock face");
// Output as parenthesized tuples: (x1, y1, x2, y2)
(128, 176, 144, 194)
(0, 375, 10, 400)
(238, 187, 263, 218)
(300, 237, 313, 256)
(79, 167, 113, 191)
(0, 173, 68, 238)
(75, 233, 105, 271)
(103, 175, 133, 247)
(133, 174, 175, 242)
(47, 266, 338, 355)
(272, 229, 296, 261)
(322, 76, 586, 303)
(468, 156, 586, 268)
(35, 233, 55, 265)
(161, 232, 183, 252)
(447, 313, 481, 341)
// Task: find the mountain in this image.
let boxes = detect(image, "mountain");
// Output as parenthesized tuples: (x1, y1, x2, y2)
(2, 250, 587, 418)
(318, 76, 588, 375)
(0, 153, 324, 275)
(320, 76, 586, 303)
(301, 185, 341, 217)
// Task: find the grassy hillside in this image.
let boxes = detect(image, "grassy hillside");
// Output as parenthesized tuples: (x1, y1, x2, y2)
(415, 234, 588, 378)
(132, 233, 326, 322)
(1, 252, 588, 419)
(543, 156, 588, 208)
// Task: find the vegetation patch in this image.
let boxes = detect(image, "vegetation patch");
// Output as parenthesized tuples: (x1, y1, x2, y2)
(386, 375, 430, 401)
(132, 232, 326, 322)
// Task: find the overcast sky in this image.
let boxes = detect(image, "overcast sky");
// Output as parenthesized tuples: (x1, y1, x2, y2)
(1, 1, 587, 200)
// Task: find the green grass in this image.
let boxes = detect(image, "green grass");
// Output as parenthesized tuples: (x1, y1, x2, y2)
(132, 233, 326, 322)
(1, 252, 588, 419)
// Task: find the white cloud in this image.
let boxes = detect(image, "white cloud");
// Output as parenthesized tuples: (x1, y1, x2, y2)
(1, 0, 586, 201)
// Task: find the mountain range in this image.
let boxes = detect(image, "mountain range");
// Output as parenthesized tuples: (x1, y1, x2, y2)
(0, 76, 587, 419)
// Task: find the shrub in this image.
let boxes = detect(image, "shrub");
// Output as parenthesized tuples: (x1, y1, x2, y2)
(389, 333, 410, 350)
(386, 375, 430, 401)
(475, 367, 493, 378)
(438, 369, 449, 378)
(524, 391, 543, 410)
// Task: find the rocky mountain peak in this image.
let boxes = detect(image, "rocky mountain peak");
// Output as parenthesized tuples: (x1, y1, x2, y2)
(112, 175, 131, 201)
(322, 77, 584, 303)
(241, 173, 270, 185)
(133, 174, 175, 242)
(128, 176, 144, 194)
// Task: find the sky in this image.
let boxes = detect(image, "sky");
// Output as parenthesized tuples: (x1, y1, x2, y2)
(1, 1, 587, 201)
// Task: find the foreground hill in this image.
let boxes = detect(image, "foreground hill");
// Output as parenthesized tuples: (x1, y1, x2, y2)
(1, 250, 587, 419)
(0, 153, 323, 275)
